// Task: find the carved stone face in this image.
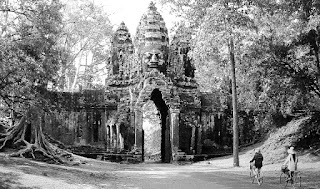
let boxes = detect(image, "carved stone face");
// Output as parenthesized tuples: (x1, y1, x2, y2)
(143, 48, 164, 68)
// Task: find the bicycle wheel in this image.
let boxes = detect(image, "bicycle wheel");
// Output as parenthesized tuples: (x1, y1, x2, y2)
(249, 168, 255, 184)
(280, 172, 287, 183)
(259, 176, 263, 185)
(280, 173, 290, 189)
(250, 170, 255, 183)
(284, 178, 290, 189)
(284, 175, 299, 189)
(293, 172, 301, 188)
(257, 175, 263, 185)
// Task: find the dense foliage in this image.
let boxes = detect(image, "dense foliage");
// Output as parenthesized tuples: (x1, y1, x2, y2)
(0, 0, 113, 163)
(0, 0, 70, 163)
(57, 0, 113, 91)
(159, 0, 320, 128)
(0, 0, 65, 117)
(0, 0, 113, 117)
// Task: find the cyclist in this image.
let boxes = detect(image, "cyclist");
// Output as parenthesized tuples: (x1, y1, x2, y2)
(283, 146, 298, 182)
(250, 148, 264, 178)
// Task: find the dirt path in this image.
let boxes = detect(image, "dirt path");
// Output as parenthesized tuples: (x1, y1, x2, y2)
(0, 154, 124, 189)
(0, 153, 320, 189)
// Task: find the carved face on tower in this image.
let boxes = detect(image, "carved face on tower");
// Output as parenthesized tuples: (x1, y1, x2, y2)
(134, 1, 169, 73)
(143, 48, 164, 68)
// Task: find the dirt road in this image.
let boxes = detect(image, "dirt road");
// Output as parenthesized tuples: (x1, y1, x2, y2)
(116, 163, 275, 189)
(0, 154, 319, 189)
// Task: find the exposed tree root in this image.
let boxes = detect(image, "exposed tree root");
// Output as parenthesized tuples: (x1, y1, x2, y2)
(0, 108, 73, 164)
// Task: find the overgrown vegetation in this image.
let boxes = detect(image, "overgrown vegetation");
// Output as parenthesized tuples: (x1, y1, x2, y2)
(0, 0, 112, 163)
(295, 111, 320, 151)
(159, 0, 320, 148)
(0, 0, 68, 163)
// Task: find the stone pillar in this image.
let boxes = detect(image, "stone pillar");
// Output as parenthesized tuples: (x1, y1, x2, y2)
(106, 125, 109, 151)
(190, 126, 196, 154)
(109, 125, 113, 149)
(170, 108, 180, 160)
(101, 110, 106, 144)
(134, 109, 143, 152)
(196, 115, 202, 155)
(130, 110, 135, 150)
(115, 124, 120, 153)
(197, 126, 202, 154)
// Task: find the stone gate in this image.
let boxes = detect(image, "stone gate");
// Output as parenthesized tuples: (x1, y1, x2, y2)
(43, 2, 255, 163)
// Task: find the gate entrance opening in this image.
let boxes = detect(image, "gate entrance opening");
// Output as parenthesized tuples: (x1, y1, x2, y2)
(142, 89, 171, 163)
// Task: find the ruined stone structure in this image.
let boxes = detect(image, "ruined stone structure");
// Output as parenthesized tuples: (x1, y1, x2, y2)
(43, 2, 255, 162)
(105, 2, 200, 162)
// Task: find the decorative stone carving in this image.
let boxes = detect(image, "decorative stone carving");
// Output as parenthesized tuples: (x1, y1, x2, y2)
(109, 22, 134, 80)
(169, 23, 197, 90)
(135, 2, 169, 74)
(43, 1, 244, 163)
(142, 48, 164, 69)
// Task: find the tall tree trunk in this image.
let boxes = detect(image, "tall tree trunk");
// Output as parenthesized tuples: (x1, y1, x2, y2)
(71, 62, 81, 92)
(314, 48, 320, 75)
(229, 34, 239, 167)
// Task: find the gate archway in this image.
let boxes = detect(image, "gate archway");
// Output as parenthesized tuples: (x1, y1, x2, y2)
(134, 72, 180, 162)
(142, 89, 170, 162)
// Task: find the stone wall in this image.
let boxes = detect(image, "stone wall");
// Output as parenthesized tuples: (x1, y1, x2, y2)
(43, 89, 257, 160)
(43, 109, 108, 147)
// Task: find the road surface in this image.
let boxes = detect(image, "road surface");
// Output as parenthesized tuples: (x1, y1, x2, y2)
(2, 154, 316, 189)
(114, 163, 282, 189)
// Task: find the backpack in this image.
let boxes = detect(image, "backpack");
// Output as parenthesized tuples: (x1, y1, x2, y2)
(254, 153, 263, 168)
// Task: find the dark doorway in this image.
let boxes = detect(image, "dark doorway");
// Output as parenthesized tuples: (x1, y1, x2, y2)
(92, 111, 101, 142)
(150, 89, 171, 163)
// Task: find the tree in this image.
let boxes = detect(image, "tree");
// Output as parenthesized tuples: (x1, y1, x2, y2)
(0, 0, 67, 112)
(247, 0, 320, 116)
(0, 0, 71, 163)
(160, 0, 256, 167)
(57, 0, 113, 91)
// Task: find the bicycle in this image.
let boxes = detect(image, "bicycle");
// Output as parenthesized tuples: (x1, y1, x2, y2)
(249, 162, 263, 185)
(280, 165, 301, 188)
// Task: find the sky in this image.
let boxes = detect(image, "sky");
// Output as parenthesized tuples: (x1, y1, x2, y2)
(94, 0, 177, 37)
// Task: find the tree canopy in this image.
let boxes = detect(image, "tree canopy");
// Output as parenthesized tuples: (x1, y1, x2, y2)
(159, 0, 320, 120)
(57, 0, 113, 92)
(0, 0, 113, 115)
(0, 0, 113, 163)
(0, 0, 70, 163)
(0, 0, 65, 116)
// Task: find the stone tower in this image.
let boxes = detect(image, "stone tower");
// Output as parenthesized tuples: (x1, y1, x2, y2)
(104, 2, 201, 162)
(44, 2, 240, 163)
(134, 1, 169, 73)
(109, 21, 134, 77)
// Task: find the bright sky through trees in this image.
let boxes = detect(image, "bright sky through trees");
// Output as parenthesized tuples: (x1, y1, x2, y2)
(95, 0, 176, 35)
